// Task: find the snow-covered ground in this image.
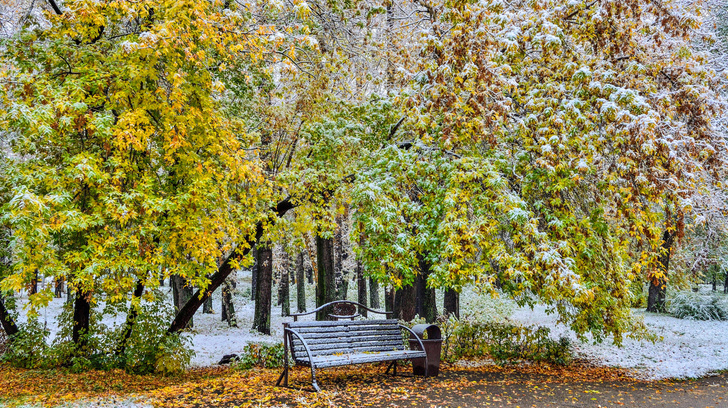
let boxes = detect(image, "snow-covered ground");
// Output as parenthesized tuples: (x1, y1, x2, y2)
(8, 275, 728, 380)
(509, 304, 728, 380)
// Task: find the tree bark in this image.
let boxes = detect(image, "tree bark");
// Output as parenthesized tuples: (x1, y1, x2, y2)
(724, 269, 728, 294)
(29, 270, 38, 295)
(280, 251, 290, 317)
(115, 280, 144, 355)
(394, 284, 416, 321)
(171, 275, 193, 328)
(296, 251, 306, 313)
(369, 277, 380, 310)
(203, 296, 214, 314)
(444, 288, 460, 318)
(167, 196, 294, 334)
(0, 292, 18, 337)
(316, 235, 336, 320)
(251, 247, 258, 301)
(221, 277, 237, 327)
(253, 244, 272, 334)
(356, 258, 367, 317)
(54, 277, 64, 298)
(647, 229, 675, 313)
(72, 290, 91, 350)
(416, 254, 437, 323)
(385, 286, 394, 314)
(334, 213, 348, 300)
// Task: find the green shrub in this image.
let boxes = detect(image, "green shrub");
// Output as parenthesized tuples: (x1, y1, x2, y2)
(2, 291, 193, 375)
(439, 316, 573, 366)
(232, 342, 285, 370)
(668, 291, 728, 321)
(0, 318, 51, 368)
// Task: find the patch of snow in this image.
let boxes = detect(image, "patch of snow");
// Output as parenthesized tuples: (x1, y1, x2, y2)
(509, 304, 728, 380)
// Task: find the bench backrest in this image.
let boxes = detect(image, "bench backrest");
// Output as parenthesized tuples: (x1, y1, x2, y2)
(287, 319, 404, 358)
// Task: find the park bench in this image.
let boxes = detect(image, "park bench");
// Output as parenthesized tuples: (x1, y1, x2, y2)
(275, 301, 428, 392)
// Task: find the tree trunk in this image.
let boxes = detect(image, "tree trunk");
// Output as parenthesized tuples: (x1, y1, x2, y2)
(385, 286, 394, 314)
(251, 247, 258, 301)
(394, 284, 416, 321)
(253, 244, 273, 334)
(316, 235, 336, 320)
(115, 281, 144, 355)
(724, 269, 728, 294)
(712, 266, 717, 292)
(647, 229, 675, 313)
(416, 254, 437, 323)
(356, 258, 367, 317)
(72, 291, 91, 350)
(296, 251, 306, 313)
(54, 277, 64, 298)
(0, 292, 19, 337)
(171, 275, 193, 328)
(29, 270, 38, 295)
(221, 278, 237, 327)
(334, 213, 348, 300)
(444, 288, 460, 318)
(168, 196, 294, 334)
(280, 251, 290, 317)
(369, 277, 380, 310)
(203, 296, 214, 314)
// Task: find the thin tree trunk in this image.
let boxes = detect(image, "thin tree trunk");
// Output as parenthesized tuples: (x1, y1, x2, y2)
(647, 229, 675, 313)
(54, 277, 64, 298)
(724, 269, 728, 294)
(334, 213, 347, 300)
(356, 258, 367, 317)
(296, 251, 306, 313)
(253, 244, 273, 334)
(280, 251, 290, 317)
(221, 278, 237, 327)
(0, 292, 19, 337)
(394, 284, 416, 321)
(369, 277, 380, 309)
(72, 290, 91, 350)
(115, 280, 144, 355)
(712, 266, 717, 292)
(444, 288, 460, 318)
(416, 254, 437, 323)
(203, 296, 214, 314)
(29, 270, 38, 295)
(316, 235, 336, 320)
(251, 247, 258, 301)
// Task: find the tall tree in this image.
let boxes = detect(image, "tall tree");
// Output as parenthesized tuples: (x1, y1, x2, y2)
(315, 235, 336, 321)
(253, 244, 273, 334)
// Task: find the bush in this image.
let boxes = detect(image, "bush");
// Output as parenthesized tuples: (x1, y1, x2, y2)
(2, 291, 193, 375)
(232, 342, 285, 370)
(668, 291, 728, 321)
(439, 316, 573, 366)
(0, 324, 7, 357)
(0, 318, 51, 368)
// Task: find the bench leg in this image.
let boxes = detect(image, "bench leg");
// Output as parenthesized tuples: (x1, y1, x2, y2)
(275, 365, 288, 387)
(385, 360, 397, 375)
(311, 366, 321, 392)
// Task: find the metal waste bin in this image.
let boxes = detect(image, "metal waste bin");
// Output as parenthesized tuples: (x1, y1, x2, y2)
(408, 324, 442, 377)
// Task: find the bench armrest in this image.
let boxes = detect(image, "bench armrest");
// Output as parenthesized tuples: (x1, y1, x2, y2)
(285, 327, 315, 365)
(398, 324, 428, 374)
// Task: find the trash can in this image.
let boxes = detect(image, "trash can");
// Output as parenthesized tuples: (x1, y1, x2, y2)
(408, 324, 442, 377)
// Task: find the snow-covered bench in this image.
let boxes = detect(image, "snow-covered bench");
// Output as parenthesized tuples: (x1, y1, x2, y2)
(275, 301, 428, 392)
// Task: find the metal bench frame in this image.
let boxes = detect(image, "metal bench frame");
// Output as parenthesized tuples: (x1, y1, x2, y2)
(275, 301, 428, 392)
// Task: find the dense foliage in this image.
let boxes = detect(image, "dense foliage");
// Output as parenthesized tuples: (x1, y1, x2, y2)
(0, 0, 726, 362)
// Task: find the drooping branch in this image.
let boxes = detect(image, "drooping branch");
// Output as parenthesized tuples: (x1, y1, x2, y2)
(167, 196, 295, 333)
(47, 0, 62, 15)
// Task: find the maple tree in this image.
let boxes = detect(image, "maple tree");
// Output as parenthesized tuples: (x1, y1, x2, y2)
(0, 0, 726, 365)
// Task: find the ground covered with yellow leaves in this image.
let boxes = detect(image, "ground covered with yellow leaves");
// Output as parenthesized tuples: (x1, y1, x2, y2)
(1, 361, 726, 407)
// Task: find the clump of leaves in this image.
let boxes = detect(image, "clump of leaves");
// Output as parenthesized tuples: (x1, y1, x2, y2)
(440, 316, 573, 366)
(668, 291, 728, 321)
(0, 319, 51, 368)
(0, 324, 7, 356)
(232, 343, 285, 370)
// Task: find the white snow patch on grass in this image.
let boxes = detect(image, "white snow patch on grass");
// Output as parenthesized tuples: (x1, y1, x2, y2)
(508, 304, 728, 380)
